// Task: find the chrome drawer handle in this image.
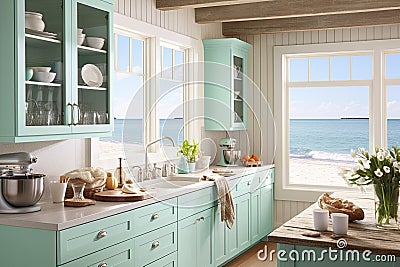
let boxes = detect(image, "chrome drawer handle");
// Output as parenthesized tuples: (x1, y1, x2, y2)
(152, 241, 160, 248)
(197, 216, 205, 221)
(97, 230, 107, 239)
(151, 213, 159, 220)
(247, 181, 251, 186)
(98, 263, 107, 267)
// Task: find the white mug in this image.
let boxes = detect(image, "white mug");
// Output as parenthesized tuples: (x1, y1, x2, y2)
(313, 209, 329, 231)
(332, 213, 349, 235)
(49, 181, 67, 203)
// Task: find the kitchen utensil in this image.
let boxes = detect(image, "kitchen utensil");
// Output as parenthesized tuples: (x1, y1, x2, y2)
(81, 64, 103, 87)
(313, 209, 329, 231)
(30, 66, 51, 73)
(94, 189, 151, 202)
(217, 138, 241, 166)
(25, 12, 45, 32)
(49, 181, 67, 203)
(26, 68, 33, 81)
(85, 37, 105, 50)
(32, 71, 56, 83)
(0, 152, 43, 213)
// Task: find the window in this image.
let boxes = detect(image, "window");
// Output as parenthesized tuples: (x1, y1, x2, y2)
(159, 44, 185, 145)
(275, 40, 400, 202)
(98, 31, 145, 165)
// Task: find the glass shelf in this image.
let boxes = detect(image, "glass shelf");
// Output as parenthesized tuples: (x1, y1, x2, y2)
(25, 34, 61, 46)
(78, 85, 107, 91)
(78, 45, 107, 55)
(26, 81, 62, 87)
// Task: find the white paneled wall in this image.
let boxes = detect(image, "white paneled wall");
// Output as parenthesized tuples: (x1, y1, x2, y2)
(237, 24, 400, 226)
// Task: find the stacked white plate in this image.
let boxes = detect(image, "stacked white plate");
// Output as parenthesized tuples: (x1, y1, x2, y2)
(81, 64, 103, 87)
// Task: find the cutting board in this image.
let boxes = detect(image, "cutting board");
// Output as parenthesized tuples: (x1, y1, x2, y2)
(64, 198, 96, 207)
(94, 189, 152, 202)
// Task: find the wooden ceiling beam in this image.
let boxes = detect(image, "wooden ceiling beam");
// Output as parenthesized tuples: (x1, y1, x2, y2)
(222, 9, 400, 35)
(156, 0, 269, 10)
(196, 0, 400, 23)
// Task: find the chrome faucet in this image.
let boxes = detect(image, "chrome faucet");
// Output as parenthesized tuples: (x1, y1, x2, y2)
(131, 166, 143, 182)
(145, 136, 176, 180)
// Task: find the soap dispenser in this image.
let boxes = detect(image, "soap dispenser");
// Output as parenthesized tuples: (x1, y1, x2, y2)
(114, 157, 126, 187)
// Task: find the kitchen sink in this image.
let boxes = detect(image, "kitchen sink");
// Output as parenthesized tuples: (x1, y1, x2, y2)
(143, 175, 203, 189)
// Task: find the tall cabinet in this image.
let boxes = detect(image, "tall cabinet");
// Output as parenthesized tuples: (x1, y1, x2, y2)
(203, 38, 251, 131)
(0, 0, 114, 142)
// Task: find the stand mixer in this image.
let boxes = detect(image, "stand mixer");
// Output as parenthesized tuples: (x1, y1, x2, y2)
(217, 138, 241, 166)
(0, 152, 44, 213)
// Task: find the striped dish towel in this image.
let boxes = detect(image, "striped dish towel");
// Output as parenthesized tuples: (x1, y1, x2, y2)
(202, 175, 235, 229)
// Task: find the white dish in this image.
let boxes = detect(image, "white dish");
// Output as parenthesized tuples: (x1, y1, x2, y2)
(81, 64, 103, 87)
(77, 28, 83, 35)
(25, 12, 45, 32)
(32, 72, 56, 83)
(25, 28, 57, 39)
(30, 66, 51, 73)
(77, 33, 86, 46)
(85, 37, 105, 50)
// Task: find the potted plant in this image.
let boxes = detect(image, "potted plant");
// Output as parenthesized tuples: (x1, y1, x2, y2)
(177, 139, 200, 173)
(344, 146, 400, 229)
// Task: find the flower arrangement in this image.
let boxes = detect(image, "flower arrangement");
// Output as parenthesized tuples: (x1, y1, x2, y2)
(346, 147, 400, 228)
(177, 139, 200, 163)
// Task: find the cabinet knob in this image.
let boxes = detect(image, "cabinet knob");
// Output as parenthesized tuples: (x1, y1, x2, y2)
(152, 241, 160, 248)
(151, 213, 159, 220)
(98, 263, 107, 267)
(197, 216, 205, 221)
(247, 181, 251, 186)
(97, 230, 107, 239)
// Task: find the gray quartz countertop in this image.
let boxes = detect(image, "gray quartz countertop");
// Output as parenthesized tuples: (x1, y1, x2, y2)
(0, 165, 274, 231)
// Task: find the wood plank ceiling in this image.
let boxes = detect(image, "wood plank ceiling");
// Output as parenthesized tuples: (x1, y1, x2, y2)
(156, 0, 400, 36)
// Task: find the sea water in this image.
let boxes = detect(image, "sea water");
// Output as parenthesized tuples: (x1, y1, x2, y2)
(290, 119, 400, 163)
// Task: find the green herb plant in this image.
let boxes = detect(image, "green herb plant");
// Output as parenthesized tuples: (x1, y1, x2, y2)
(177, 139, 200, 163)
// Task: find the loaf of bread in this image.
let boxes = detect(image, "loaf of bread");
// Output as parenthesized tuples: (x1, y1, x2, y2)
(318, 193, 364, 221)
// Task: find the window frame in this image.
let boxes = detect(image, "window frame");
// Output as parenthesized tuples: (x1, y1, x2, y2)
(274, 39, 400, 202)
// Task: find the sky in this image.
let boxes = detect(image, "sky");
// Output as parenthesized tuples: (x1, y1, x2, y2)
(289, 54, 400, 119)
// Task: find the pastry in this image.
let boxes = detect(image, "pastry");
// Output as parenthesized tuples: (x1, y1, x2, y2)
(318, 193, 364, 221)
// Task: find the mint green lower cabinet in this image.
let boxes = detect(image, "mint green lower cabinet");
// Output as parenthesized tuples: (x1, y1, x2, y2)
(134, 223, 177, 267)
(277, 244, 399, 267)
(0, 225, 56, 266)
(214, 204, 229, 266)
(227, 193, 251, 258)
(178, 208, 214, 267)
(251, 184, 274, 243)
(60, 239, 134, 267)
(145, 252, 177, 267)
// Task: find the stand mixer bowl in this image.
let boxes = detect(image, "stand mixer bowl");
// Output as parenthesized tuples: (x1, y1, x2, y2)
(2, 174, 45, 207)
(223, 150, 241, 165)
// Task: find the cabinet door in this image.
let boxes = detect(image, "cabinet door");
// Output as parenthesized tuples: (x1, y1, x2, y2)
(231, 53, 247, 130)
(18, 0, 73, 137)
(260, 184, 274, 237)
(178, 208, 214, 267)
(227, 193, 251, 257)
(145, 252, 177, 267)
(70, 0, 113, 133)
(214, 204, 228, 266)
(250, 188, 262, 244)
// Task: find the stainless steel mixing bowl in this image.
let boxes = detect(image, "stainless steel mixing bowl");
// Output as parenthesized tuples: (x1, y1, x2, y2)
(2, 174, 45, 207)
(223, 149, 241, 165)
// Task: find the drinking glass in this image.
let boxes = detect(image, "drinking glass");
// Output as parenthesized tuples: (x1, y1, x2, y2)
(71, 182, 86, 200)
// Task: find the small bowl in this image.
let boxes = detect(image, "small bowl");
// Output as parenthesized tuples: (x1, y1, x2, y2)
(77, 33, 86, 46)
(26, 68, 33, 81)
(25, 12, 45, 32)
(86, 37, 105, 50)
(30, 66, 51, 73)
(32, 71, 56, 83)
(77, 28, 83, 35)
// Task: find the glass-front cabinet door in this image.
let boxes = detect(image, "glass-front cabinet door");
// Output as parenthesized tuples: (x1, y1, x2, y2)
(71, 0, 113, 133)
(18, 0, 71, 136)
(233, 55, 245, 127)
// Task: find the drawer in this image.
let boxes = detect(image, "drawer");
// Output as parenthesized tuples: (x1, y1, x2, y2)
(57, 212, 133, 265)
(178, 186, 217, 220)
(258, 168, 274, 188)
(231, 175, 253, 198)
(144, 252, 177, 267)
(132, 197, 177, 236)
(134, 223, 177, 267)
(60, 238, 134, 267)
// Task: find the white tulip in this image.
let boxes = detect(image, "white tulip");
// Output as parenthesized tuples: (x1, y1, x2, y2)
(358, 147, 365, 154)
(363, 160, 371, 169)
(377, 152, 385, 161)
(351, 149, 357, 158)
(383, 166, 391, 174)
(374, 169, 383, 178)
(394, 162, 399, 169)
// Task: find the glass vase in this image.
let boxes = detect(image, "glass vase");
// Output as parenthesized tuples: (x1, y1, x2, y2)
(374, 184, 399, 230)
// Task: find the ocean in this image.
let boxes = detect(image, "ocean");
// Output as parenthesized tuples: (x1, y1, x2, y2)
(100, 118, 183, 144)
(290, 119, 400, 163)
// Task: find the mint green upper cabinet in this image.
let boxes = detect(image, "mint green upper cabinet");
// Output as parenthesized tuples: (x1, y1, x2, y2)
(178, 208, 214, 267)
(203, 38, 251, 131)
(0, 0, 114, 142)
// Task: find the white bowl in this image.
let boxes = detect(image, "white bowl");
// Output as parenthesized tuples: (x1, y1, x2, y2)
(77, 33, 86, 46)
(25, 12, 45, 32)
(32, 72, 56, 83)
(30, 66, 51, 73)
(86, 37, 105, 50)
(77, 28, 83, 35)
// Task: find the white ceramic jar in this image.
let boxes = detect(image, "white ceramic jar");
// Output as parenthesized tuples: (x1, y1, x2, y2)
(25, 12, 45, 32)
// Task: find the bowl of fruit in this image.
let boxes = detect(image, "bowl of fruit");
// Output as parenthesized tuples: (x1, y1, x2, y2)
(241, 154, 262, 167)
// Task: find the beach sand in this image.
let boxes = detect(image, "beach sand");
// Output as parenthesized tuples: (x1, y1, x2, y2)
(290, 158, 355, 187)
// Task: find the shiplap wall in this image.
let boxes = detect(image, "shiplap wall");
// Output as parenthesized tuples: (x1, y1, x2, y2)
(237, 24, 400, 226)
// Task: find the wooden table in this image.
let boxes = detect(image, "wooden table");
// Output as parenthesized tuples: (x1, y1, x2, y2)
(268, 191, 400, 266)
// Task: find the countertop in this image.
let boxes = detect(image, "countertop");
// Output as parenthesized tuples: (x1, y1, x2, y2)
(0, 164, 274, 231)
(268, 191, 400, 257)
